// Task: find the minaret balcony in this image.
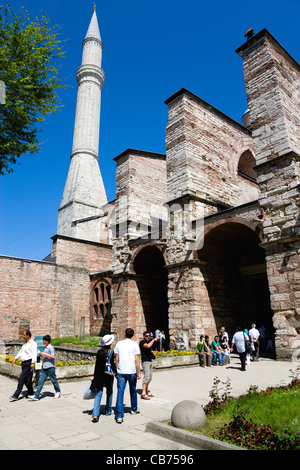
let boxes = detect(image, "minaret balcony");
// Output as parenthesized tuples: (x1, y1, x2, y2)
(76, 64, 105, 88)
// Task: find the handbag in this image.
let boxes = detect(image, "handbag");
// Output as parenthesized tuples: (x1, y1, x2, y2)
(83, 380, 95, 400)
(104, 349, 115, 376)
(243, 333, 252, 354)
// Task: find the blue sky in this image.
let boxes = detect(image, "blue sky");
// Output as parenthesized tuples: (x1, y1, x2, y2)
(0, 0, 299, 260)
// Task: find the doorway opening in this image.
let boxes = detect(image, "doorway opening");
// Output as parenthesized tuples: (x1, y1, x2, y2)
(197, 221, 274, 355)
(133, 245, 169, 349)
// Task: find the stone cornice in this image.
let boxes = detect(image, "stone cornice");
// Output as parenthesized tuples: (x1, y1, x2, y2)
(113, 148, 166, 163)
(51, 233, 112, 249)
(254, 150, 300, 171)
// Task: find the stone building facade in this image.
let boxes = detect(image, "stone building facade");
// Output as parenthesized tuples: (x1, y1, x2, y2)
(0, 11, 299, 359)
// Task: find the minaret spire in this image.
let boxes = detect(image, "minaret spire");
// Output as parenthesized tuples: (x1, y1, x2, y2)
(85, 6, 101, 43)
(57, 7, 107, 242)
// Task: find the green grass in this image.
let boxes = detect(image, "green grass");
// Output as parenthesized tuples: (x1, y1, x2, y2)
(239, 387, 299, 430)
(195, 380, 300, 450)
(51, 336, 100, 347)
(201, 386, 300, 435)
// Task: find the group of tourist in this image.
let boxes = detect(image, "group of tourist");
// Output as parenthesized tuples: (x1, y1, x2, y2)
(8, 328, 156, 426)
(90, 328, 158, 424)
(196, 327, 230, 367)
(8, 323, 264, 424)
(196, 324, 262, 371)
(9, 331, 61, 403)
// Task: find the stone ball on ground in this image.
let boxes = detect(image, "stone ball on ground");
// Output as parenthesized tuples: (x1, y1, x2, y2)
(171, 400, 206, 430)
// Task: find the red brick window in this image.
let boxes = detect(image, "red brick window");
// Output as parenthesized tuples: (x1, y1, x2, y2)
(93, 280, 111, 320)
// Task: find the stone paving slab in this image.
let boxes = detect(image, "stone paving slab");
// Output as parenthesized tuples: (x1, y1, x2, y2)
(0, 356, 297, 453)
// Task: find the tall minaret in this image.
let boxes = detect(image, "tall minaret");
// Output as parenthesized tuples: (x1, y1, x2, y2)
(57, 6, 107, 242)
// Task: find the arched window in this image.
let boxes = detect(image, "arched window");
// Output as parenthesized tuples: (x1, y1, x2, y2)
(93, 279, 112, 321)
(238, 150, 257, 181)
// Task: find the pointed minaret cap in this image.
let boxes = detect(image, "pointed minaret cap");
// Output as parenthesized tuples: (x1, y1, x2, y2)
(85, 6, 101, 42)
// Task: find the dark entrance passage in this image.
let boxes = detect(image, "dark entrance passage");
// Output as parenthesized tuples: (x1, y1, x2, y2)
(133, 245, 169, 348)
(197, 221, 274, 352)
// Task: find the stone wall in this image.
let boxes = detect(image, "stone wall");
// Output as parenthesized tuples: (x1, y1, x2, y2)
(165, 89, 258, 210)
(113, 149, 167, 245)
(237, 29, 300, 358)
(236, 29, 300, 164)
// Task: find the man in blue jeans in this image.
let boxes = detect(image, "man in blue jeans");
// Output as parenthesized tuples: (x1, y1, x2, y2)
(211, 335, 226, 366)
(29, 335, 61, 400)
(114, 328, 141, 424)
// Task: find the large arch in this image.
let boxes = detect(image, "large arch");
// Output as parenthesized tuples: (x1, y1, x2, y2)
(132, 244, 169, 347)
(196, 219, 274, 354)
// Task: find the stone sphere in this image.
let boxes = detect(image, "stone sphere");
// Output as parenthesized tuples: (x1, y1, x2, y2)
(171, 400, 206, 430)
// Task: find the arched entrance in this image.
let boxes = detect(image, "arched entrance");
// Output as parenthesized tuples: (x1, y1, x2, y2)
(197, 220, 274, 354)
(132, 244, 169, 348)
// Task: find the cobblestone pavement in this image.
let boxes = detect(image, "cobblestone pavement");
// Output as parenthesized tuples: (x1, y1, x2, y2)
(0, 356, 296, 451)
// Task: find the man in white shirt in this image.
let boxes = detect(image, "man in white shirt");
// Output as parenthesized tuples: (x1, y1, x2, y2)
(114, 328, 140, 424)
(9, 330, 37, 401)
(249, 324, 260, 361)
(230, 327, 249, 371)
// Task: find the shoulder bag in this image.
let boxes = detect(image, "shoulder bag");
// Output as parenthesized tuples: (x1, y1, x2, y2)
(104, 349, 115, 376)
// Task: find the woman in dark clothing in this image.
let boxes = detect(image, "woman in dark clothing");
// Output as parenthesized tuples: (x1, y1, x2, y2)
(91, 334, 116, 422)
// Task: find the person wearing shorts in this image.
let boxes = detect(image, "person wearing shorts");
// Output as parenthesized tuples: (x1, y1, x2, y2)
(139, 331, 157, 400)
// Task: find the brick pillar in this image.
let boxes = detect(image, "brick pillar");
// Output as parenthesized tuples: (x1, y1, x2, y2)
(237, 29, 300, 359)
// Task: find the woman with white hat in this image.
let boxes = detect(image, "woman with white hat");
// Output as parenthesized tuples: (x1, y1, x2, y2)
(90, 334, 116, 422)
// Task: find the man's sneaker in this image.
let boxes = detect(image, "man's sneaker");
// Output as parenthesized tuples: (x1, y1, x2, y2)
(29, 396, 39, 401)
(130, 408, 140, 415)
(116, 417, 123, 424)
(92, 417, 99, 423)
(54, 392, 61, 399)
(9, 396, 18, 402)
(27, 395, 35, 399)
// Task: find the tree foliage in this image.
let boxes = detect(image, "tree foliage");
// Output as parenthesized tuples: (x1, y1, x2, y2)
(0, 4, 66, 175)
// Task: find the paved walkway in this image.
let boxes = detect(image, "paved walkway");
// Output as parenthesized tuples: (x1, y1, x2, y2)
(0, 356, 296, 451)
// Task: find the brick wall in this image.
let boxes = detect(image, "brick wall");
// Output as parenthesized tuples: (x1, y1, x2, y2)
(0, 256, 89, 340)
(51, 235, 112, 271)
(0, 236, 112, 341)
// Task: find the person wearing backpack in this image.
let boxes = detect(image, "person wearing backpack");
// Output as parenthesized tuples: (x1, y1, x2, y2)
(90, 334, 116, 423)
(230, 327, 249, 371)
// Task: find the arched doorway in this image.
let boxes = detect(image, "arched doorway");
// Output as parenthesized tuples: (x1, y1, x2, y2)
(132, 244, 169, 348)
(197, 220, 274, 354)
